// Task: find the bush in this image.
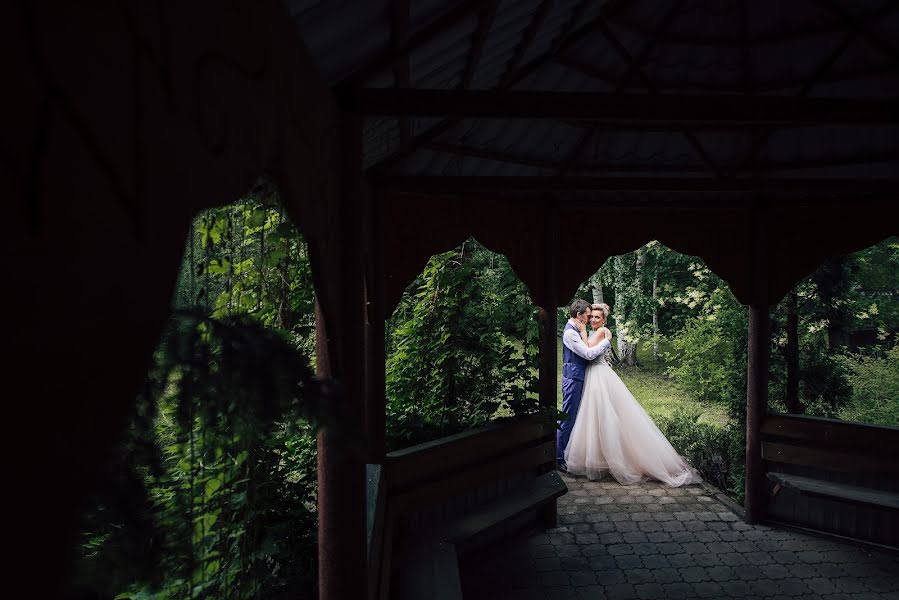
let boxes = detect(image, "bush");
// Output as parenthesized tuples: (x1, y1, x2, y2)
(664, 318, 747, 421)
(656, 407, 746, 504)
(837, 344, 899, 427)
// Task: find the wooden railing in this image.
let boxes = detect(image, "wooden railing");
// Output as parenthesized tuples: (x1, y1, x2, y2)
(367, 415, 562, 600)
(760, 412, 899, 547)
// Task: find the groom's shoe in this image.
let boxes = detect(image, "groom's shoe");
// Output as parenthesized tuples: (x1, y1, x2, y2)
(556, 460, 568, 473)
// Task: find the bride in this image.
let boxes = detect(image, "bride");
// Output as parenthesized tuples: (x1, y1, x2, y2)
(564, 303, 702, 487)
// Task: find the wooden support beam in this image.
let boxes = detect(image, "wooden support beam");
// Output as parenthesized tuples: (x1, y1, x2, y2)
(744, 199, 769, 525)
(348, 89, 899, 124)
(554, 53, 897, 94)
(364, 188, 386, 464)
(427, 140, 559, 170)
(537, 195, 560, 528)
(317, 112, 368, 600)
(374, 174, 899, 194)
(610, 3, 895, 47)
(428, 139, 781, 173)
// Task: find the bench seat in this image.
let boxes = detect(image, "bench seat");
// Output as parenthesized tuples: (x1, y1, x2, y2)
(767, 472, 899, 511)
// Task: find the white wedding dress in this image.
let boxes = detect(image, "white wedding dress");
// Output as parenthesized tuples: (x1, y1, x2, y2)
(564, 331, 702, 487)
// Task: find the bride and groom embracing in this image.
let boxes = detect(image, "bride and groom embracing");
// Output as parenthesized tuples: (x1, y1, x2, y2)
(557, 299, 701, 487)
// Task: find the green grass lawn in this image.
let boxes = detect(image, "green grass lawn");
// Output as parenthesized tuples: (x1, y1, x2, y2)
(556, 339, 729, 428)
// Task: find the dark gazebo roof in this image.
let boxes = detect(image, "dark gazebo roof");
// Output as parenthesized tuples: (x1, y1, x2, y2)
(287, 0, 898, 308)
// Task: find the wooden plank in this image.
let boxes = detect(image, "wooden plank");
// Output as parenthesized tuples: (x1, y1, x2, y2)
(385, 416, 555, 491)
(374, 175, 899, 194)
(761, 412, 899, 455)
(762, 441, 899, 476)
(391, 441, 556, 515)
(767, 473, 899, 511)
(348, 89, 899, 123)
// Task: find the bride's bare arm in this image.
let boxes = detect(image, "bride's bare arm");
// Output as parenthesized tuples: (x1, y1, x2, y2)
(586, 329, 607, 347)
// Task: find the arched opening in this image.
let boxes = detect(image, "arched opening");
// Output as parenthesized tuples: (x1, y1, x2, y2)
(71, 181, 322, 599)
(761, 236, 899, 546)
(769, 236, 898, 427)
(563, 241, 745, 501)
(385, 237, 545, 450)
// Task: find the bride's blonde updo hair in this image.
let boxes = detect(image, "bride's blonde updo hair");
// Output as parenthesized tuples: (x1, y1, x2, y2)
(591, 303, 610, 318)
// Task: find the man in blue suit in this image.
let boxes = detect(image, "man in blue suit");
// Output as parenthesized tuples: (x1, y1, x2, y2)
(558, 299, 611, 470)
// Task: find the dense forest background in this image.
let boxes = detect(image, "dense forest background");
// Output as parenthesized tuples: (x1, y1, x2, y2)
(72, 188, 898, 598)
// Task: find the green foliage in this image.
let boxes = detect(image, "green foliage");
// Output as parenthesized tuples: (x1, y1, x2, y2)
(656, 407, 746, 504)
(76, 185, 322, 599)
(76, 312, 323, 599)
(663, 263, 748, 420)
(837, 344, 899, 427)
(385, 239, 548, 449)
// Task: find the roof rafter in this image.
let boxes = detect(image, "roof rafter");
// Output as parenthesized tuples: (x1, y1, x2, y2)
(608, 3, 896, 48)
(374, 175, 899, 194)
(499, 0, 555, 88)
(390, 0, 411, 148)
(350, 89, 899, 124)
(815, 0, 899, 64)
(501, 0, 631, 89)
(615, 0, 686, 93)
(366, 0, 630, 174)
(798, 30, 856, 97)
(553, 53, 896, 93)
(335, 0, 484, 90)
(589, 5, 724, 177)
(460, 1, 499, 89)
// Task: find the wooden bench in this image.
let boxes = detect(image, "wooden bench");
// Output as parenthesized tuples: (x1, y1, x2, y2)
(368, 416, 563, 600)
(395, 471, 567, 600)
(761, 413, 899, 547)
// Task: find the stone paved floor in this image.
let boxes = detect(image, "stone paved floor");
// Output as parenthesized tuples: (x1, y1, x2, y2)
(460, 472, 899, 599)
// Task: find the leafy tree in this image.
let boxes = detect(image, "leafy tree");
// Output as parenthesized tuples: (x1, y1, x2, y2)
(385, 238, 546, 449)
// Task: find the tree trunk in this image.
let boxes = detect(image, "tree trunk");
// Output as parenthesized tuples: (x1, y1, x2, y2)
(786, 289, 801, 413)
(614, 253, 640, 367)
(652, 268, 659, 361)
(590, 272, 604, 304)
(815, 256, 850, 350)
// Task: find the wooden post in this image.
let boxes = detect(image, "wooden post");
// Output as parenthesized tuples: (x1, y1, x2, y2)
(538, 196, 559, 528)
(364, 188, 386, 464)
(317, 111, 368, 600)
(744, 199, 769, 524)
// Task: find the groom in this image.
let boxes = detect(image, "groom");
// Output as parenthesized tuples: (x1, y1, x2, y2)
(558, 299, 612, 470)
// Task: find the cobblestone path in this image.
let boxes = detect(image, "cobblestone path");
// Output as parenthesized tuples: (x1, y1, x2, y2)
(460, 473, 899, 599)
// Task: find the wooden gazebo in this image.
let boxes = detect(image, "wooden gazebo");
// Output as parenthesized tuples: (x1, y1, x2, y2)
(5, 1, 898, 598)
